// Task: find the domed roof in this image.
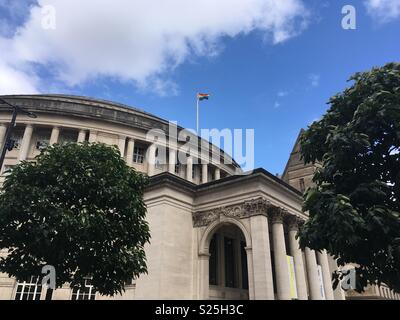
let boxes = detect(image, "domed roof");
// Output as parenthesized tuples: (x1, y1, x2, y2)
(0, 94, 241, 169)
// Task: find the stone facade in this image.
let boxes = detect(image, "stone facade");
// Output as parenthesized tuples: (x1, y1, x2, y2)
(0, 94, 394, 300)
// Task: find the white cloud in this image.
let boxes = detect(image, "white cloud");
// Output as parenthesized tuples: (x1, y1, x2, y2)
(0, 61, 39, 95)
(274, 101, 281, 108)
(277, 90, 289, 97)
(0, 0, 309, 95)
(365, 0, 400, 23)
(308, 73, 320, 87)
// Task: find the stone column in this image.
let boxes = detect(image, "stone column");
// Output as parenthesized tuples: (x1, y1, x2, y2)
(168, 148, 176, 174)
(305, 247, 322, 300)
(88, 130, 97, 143)
(126, 138, 135, 166)
(245, 247, 255, 300)
(49, 126, 60, 145)
(202, 163, 208, 183)
(199, 253, 210, 299)
(186, 156, 193, 183)
(317, 250, 335, 300)
(270, 209, 291, 300)
(19, 124, 33, 161)
(214, 168, 220, 180)
(287, 217, 308, 300)
(147, 144, 157, 176)
(0, 123, 8, 150)
(327, 255, 346, 300)
(77, 129, 86, 143)
(249, 214, 274, 299)
(117, 135, 126, 157)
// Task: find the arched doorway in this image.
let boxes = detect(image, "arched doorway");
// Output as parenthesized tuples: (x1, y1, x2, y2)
(199, 219, 252, 300)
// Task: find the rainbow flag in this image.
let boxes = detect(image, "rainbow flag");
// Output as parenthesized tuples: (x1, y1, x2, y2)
(197, 93, 210, 101)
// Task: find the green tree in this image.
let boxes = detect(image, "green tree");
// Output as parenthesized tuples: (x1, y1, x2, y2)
(0, 142, 150, 296)
(298, 62, 400, 292)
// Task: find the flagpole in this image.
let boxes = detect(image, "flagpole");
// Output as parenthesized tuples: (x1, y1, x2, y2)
(196, 96, 199, 135)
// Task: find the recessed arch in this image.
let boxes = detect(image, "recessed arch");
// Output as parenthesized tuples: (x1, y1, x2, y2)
(199, 216, 251, 256)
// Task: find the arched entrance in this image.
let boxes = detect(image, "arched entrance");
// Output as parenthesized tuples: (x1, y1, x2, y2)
(198, 218, 252, 300)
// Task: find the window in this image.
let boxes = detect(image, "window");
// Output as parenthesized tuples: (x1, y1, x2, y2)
(71, 279, 96, 300)
(36, 134, 50, 150)
(133, 146, 145, 164)
(15, 277, 42, 300)
(224, 237, 237, 288)
(299, 178, 305, 193)
(9, 133, 22, 150)
(209, 234, 218, 286)
(59, 131, 78, 145)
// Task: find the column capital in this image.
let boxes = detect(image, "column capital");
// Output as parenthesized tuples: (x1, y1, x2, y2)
(268, 206, 288, 224)
(285, 215, 305, 231)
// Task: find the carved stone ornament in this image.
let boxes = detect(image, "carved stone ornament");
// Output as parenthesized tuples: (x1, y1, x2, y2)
(193, 197, 271, 228)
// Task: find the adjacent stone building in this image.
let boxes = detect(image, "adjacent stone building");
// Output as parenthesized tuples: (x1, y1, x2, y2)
(0, 94, 397, 300)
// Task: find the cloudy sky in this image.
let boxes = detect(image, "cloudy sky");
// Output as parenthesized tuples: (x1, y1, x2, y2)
(0, 0, 399, 173)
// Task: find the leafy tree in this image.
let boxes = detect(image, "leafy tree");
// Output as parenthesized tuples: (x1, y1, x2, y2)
(0, 142, 150, 296)
(298, 62, 400, 292)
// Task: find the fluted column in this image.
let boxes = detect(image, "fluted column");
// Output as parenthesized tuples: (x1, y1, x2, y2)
(214, 168, 220, 180)
(147, 144, 156, 176)
(77, 129, 86, 143)
(186, 156, 193, 183)
(202, 163, 208, 183)
(169, 148, 176, 174)
(117, 135, 126, 157)
(88, 130, 97, 143)
(317, 250, 335, 300)
(270, 209, 291, 300)
(49, 126, 60, 145)
(305, 247, 322, 300)
(126, 138, 135, 166)
(19, 124, 33, 161)
(287, 217, 308, 300)
(0, 123, 7, 150)
(250, 214, 274, 299)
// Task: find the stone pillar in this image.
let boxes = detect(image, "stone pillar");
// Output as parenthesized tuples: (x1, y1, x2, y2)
(77, 129, 86, 143)
(88, 130, 97, 143)
(287, 217, 308, 300)
(19, 124, 33, 161)
(202, 163, 208, 183)
(317, 250, 335, 300)
(305, 247, 322, 300)
(214, 168, 220, 180)
(117, 135, 126, 157)
(327, 255, 346, 300)
(147, 144, 157, 176)
(169, 148, 176, 174)
(270, 210, 291, 300)
(245, 247, 255, 300)
(126, 138, 135, 166)
(199, 253, 210, 299)
(49, 126, 60, 145)
(186, 156, 193, 183)
(0, 123, 8, 150)
(249, 214, 274, 299)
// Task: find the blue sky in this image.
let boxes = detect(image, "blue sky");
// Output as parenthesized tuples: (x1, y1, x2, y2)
(0, 0, 399, 174)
